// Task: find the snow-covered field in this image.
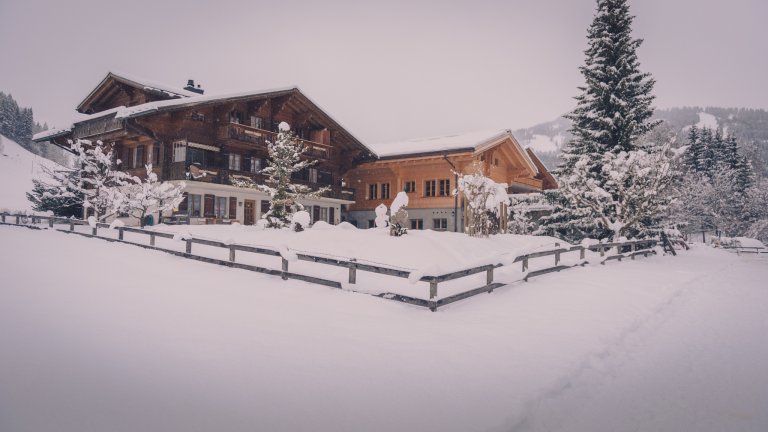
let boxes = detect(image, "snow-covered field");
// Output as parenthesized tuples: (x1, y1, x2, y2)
(1, 225, 767, 432)
(0, 134, 58, 213)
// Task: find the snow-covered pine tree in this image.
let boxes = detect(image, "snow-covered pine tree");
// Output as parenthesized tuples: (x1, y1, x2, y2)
(70, 139, 133, 221)
(540, 0, 660, 241)
(682, 125, 702, 172)
(232, 122, 329, 228)
(26, 166, 84, 217)
(111, 164, 186, 227)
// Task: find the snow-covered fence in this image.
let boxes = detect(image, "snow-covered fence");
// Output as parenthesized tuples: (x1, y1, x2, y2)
(1, 212, 668, 311)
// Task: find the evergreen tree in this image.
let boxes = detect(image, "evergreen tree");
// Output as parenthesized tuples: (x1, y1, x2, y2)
(541, 0, 660, 241)
(26, 168, 84, 218)
(230, 122, 328, 228)
(682, 125, 701, 172)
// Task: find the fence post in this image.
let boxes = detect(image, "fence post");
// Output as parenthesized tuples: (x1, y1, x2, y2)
(522, 257, 529, 272)
(1, 213, 5, 223)
(555, 250, 561, 266)
(599, 245, 605, 257)
(150, 233, 156, 246)
(630, 242, 636, 260)
(429, 278, 438, 299)
(16, 215, 20, 225)
(92, 226, 97, 236)
(69, 221, 74, 231)
(580, 246, 585, 260)
(281, 258, 289, 280)
(229, 246, 236, 262)
(118, 227, 124, 241)
(486, 267, 494, 285)
(185, 240, 192, 254)
(48, 218, 54, 228)
(348, 258, 357, 284)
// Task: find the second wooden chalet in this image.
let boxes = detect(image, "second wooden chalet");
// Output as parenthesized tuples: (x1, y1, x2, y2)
(343, 130, 558, 232)
(35, 72, 376, 225)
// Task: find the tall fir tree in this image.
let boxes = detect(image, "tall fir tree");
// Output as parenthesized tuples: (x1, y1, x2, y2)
(541, 0, 660, 241)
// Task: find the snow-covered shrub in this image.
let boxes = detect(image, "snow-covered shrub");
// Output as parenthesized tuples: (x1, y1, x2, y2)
(111, 164, 185, 227)
(389, 191, 409, 237)
(291, 210, 311, 232)
(455, 170, 509, 237)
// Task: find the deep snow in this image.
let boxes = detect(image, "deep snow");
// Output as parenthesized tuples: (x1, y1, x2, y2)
(0, 133, 59, 213)
(1, 226, 767, 432)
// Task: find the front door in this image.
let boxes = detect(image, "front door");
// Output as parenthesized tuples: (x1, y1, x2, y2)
(244, 200, 255, 225)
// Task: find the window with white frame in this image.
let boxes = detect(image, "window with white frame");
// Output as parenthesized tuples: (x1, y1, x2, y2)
(433, 218, 448, 231)
(215, 196, 227, 218)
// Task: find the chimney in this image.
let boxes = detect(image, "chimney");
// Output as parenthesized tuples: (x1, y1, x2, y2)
(184, 79, 204, 95)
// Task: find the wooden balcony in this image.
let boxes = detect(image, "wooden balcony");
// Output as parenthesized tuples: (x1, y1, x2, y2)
(166, 162, 355, 201)
(219, 123, 333, 160)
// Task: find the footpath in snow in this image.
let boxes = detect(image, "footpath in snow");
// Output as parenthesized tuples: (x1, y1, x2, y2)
(1, 226, 767, 432)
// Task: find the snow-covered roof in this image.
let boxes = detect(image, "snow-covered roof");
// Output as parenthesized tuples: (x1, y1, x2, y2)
(370, 129, 539, 174)
(76, 71, 200, 113)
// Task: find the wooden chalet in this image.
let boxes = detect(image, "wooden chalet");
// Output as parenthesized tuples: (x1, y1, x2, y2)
(344, 129, 558, 232)
(35, 72, 376, 225)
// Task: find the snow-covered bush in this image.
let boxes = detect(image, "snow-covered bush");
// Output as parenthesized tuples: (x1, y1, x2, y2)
(455, 170, 510, 237)
(389, 191, 409, 237)
(111, 164, 185, 227)
(291, 210, 311, 232)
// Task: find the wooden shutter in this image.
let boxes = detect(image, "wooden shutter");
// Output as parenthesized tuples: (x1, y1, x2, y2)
(229, 197, 237, 219)
(329, 207, 335, 225)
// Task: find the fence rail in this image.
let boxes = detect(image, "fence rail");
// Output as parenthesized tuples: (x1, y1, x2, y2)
(1, 212, 674, 311)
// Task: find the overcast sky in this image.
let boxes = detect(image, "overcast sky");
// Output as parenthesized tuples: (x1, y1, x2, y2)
(1, 0, 766, 143)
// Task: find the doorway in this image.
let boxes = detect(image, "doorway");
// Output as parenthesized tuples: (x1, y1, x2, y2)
(244, 200, 255, 225)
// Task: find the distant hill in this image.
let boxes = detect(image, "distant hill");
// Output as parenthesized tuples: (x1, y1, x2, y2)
(0, 133, 60, 213)
(515, 107, 768, 177)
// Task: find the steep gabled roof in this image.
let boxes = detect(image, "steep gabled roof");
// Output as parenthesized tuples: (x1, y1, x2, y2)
(76, 71, 199, 114)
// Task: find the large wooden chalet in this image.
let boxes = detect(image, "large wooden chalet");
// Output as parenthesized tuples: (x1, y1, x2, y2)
(35, 72, 376, 225)
(35, 72, 557, 229)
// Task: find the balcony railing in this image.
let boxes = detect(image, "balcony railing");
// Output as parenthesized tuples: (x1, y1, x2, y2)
(167, 163, 354, 201)
(220, 123, 333, 160)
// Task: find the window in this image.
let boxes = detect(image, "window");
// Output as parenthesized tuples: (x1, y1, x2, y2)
(153, 145, 160, 166)
(229, 197, 237, 219)
(309, 168, 318, 183)
(381, 183, 390, 200)
(133, 146, 145, 169)
(187, 147, 207, 166)
(368, 183, 378, 200)
(230, 111, 242, 124)
(318, 171, 333, 185)
(228, 153, 241, 171)
(215, 196, 227, 218)
(250, 115, 263, 129)
(249, 157, 261, 173)
(189, 194, 202, 217)
(329, 207, 335, 225)
(204, 194, 215, 218)
(122, 147, 132, 169)
(439, 179, 450, 196)
(410, 219, 424, 230)
(260, 200, 270, 218)
(425, 180, 436, 197)
(433, 218, 448, 231)
(191, 111, 205, 122)
(404, 181, 415, 193)
(173, 140, 187, 163)
(319, 207, 328, 223)
(494, 158, 499, 167)
(368, 220, 376, 228)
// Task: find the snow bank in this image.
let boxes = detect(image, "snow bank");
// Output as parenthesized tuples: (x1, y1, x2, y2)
(0, 134, 60, 213)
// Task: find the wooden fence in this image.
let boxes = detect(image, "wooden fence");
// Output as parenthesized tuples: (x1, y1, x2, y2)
(1, 212, 672, 311)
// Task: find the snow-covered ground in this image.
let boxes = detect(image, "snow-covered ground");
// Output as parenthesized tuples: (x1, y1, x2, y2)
(1, 226, 766, 432)
(0, 133, 59, 213)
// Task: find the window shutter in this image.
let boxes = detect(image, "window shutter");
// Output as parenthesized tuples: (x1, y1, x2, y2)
(229, 197, 237, 219)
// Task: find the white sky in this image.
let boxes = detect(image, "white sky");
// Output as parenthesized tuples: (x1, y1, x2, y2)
(1, 0, 766, 143)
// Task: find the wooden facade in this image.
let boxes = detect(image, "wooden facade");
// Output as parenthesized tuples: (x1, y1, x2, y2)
(343, 132, 557, 231)
(37, 72, 375, 225)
